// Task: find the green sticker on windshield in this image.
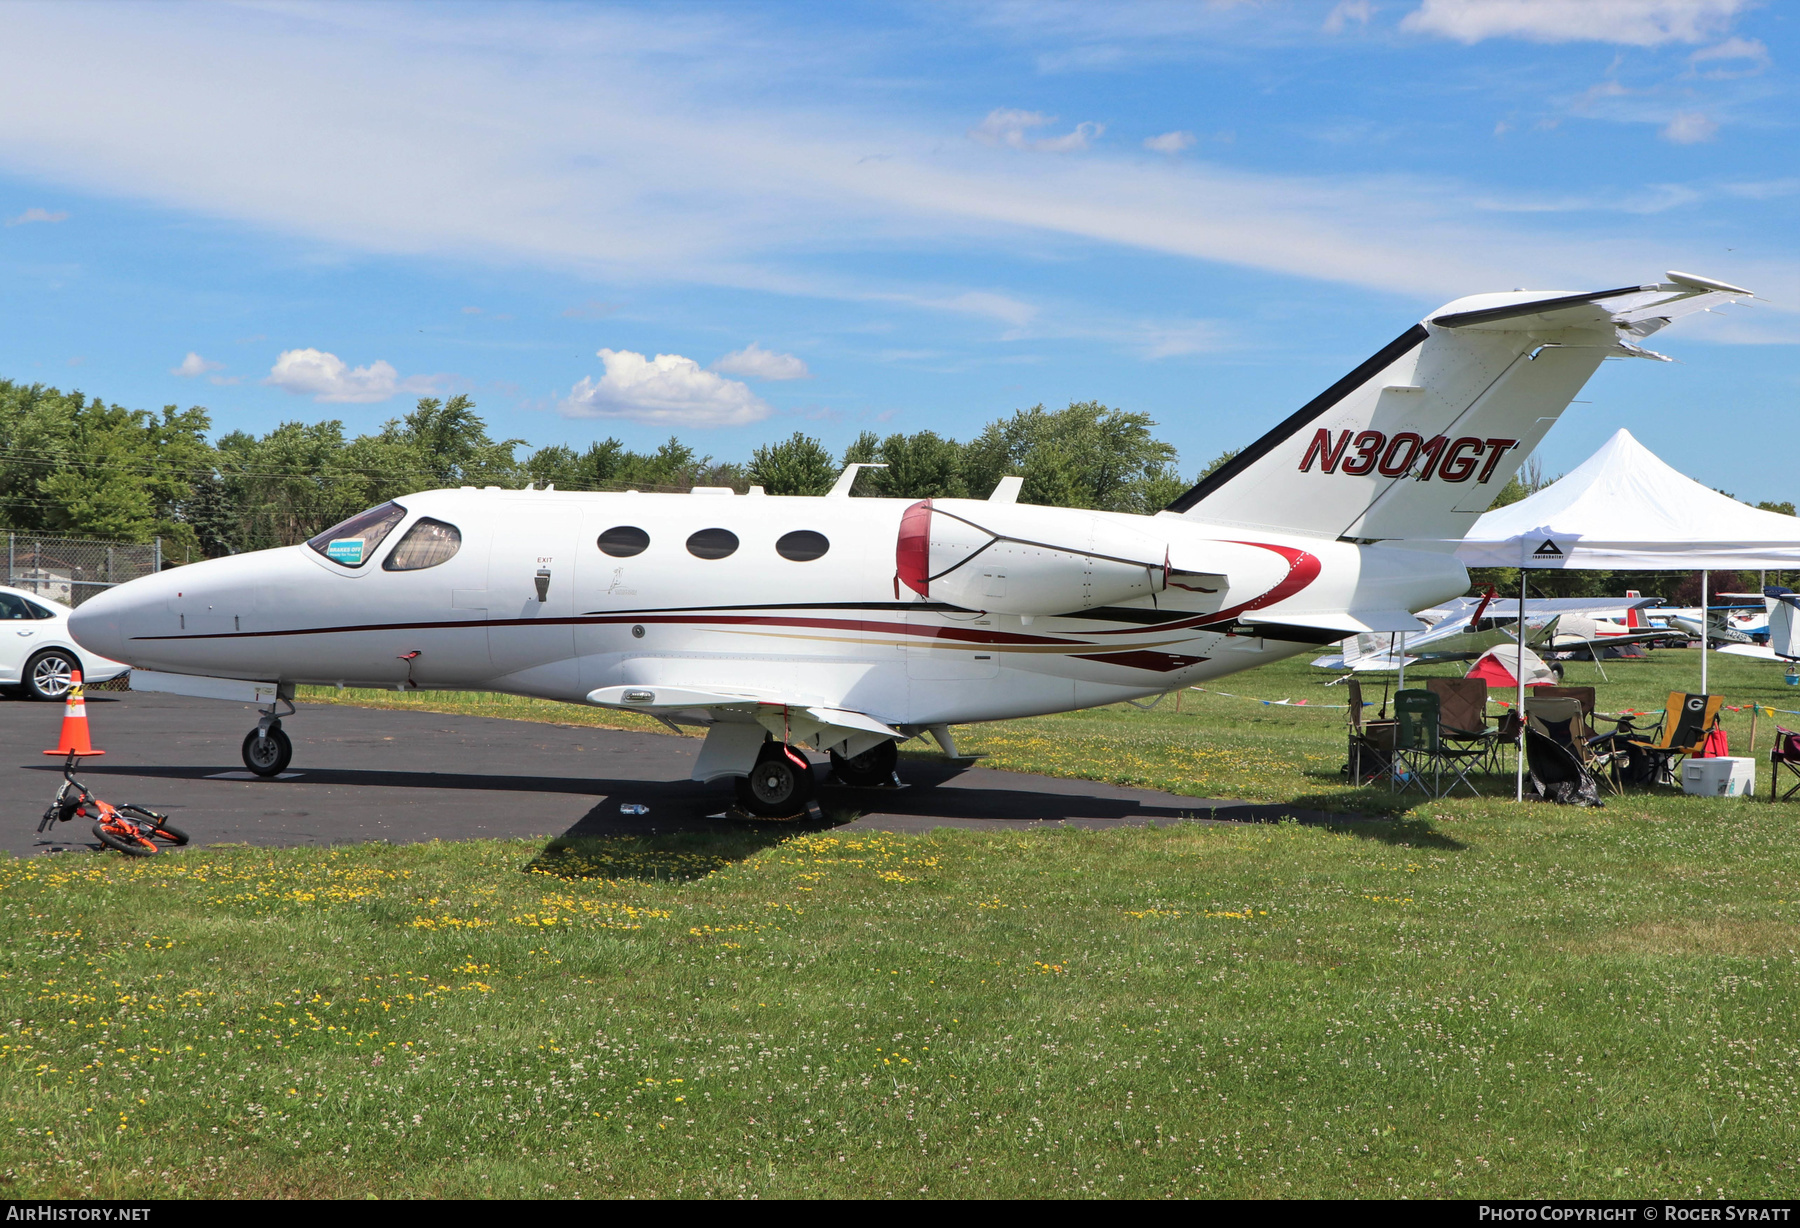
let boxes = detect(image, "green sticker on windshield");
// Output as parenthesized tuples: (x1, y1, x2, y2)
(326, 538, 365, 565)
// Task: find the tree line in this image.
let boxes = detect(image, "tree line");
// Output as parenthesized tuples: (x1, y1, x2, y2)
(0, 378, 1210, 562)
(3, 374, 1788, 601)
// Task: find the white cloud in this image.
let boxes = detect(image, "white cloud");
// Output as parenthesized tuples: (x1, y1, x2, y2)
(1323, 1, 1374, 34)
(969, 109, 1103, 153)
(170, 351, 223, 377)
(1138, 321, 1229, 360)
(712, 342, 811, 381)
(4, 206, 67, 226)
(1401, 0, 1745, 47)
(563, 349, 770, 426)
(0, 3, 1792, 336)
(1143, 130, 1195, 154)
(1690, 36, 1770, 77)
(1661, 111, 1719, 143)
(265, 348, 440, 403)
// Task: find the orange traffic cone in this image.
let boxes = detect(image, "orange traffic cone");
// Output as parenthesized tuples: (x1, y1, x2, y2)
(44, 671, 104, 757)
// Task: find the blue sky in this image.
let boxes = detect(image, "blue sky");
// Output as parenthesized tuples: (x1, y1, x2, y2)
(0, 0, 1794, 497)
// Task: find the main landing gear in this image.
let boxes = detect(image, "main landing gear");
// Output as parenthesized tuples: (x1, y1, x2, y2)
(735, 742, 816, 818)
(241, 696, 296, 777)
(828, 739, 899, 787)
(729, 739, 904, 819)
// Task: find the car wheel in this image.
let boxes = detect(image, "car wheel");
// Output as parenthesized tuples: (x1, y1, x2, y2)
(24, 650, 80, 701)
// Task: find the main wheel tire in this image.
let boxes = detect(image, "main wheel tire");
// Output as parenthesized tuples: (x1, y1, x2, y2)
(24, 649, 80, 701)
(148, 823, 190, 848)
(734, 744, 816, 817)
(93, 821, 157, 856)
(242, 724, 293, 777)
(829, 739, 898, 787)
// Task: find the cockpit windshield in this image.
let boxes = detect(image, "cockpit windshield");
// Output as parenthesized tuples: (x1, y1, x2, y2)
(306, 502, 407, 568)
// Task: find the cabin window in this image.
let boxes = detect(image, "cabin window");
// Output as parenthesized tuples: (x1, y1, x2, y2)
(598, 526, 651, 557)
(383, 518, 462, 571)
(307, 502, 406, 568)
(775, 530, 829, 562)
(686, 527, 739, 559)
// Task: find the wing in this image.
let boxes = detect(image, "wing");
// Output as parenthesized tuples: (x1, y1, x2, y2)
(588, 684, 903, 781)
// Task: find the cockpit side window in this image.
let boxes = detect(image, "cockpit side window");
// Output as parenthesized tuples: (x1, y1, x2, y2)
(383, 518, 463, 571)
(307, 502, 407, 568)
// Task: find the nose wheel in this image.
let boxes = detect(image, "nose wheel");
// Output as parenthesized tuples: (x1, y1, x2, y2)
(242, 722, 293, 777)
(241, 695, 298, 777)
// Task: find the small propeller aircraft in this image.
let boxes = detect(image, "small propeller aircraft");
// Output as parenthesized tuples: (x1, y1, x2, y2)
(1717, 588, 1800, 664)
(69, 273, 1751, 815)
(1310, 592, 1667, 672)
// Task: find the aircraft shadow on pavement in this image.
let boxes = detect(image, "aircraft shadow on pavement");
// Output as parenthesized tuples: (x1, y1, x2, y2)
(55, 761, 1397, 837)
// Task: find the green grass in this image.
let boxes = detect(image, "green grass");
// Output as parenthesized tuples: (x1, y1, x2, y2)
(3, 650, 1797, 1198)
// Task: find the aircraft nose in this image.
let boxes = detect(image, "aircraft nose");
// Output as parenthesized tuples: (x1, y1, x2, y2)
(68, 576, 146, 664)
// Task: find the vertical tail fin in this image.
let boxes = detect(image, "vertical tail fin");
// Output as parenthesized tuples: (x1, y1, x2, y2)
(1166, 277, 1751, 542)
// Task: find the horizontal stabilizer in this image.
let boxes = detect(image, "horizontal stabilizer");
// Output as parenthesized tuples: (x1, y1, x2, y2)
(1165, 273, 1751, 542)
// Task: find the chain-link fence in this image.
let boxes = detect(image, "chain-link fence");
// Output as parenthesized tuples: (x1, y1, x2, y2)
(4, 532, 162, 608)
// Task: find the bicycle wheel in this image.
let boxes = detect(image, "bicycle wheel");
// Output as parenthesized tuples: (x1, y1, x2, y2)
(118, 805, 185, 845)
(92, 821, 157, 856)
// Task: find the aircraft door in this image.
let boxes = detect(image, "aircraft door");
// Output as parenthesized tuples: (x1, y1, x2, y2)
(487, 508, 580, 683)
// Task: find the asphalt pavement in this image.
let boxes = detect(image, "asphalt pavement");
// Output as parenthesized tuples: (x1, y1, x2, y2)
(1, 690, 1340, 856)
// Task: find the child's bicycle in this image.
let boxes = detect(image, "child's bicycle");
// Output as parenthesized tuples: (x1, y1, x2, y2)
(39, 752, 188, 856)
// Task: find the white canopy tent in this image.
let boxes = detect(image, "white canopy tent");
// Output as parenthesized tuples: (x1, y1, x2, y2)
(1445, 427, 1800, 798)
(1456, 428, 1800, 573)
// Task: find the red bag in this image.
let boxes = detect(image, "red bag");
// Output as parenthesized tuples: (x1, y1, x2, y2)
(1698, 726, 1730, 758)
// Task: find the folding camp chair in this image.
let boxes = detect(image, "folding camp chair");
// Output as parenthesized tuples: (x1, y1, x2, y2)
(1426, 676, 1500, 773)
(1771, 728, 1800, 803)
(1524, 726, 1603, 807)
(1534, 686, 1597, 733)
(1525, 692, 1616, 793)
(1344, 678, 1395, 785)
(1390, 689, 1483, 798)
(1621, 692, 1723, 787)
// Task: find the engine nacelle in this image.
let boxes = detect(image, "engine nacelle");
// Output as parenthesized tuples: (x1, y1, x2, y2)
(895, 499, 1167, 616)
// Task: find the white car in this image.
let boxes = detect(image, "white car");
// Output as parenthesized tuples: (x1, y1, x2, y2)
(0, 585, 131, 700)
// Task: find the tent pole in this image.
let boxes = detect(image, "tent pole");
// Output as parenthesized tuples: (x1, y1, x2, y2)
(1516, 569, 1526, 803)
(1396, 632, 1406, 693)
(1701, 569, 1709, 695)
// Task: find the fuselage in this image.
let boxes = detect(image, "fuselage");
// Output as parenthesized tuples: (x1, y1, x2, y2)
(68, 486, 1468, 727)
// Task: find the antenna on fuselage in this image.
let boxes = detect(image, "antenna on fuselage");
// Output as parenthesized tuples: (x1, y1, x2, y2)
(828, 463, 888, 498)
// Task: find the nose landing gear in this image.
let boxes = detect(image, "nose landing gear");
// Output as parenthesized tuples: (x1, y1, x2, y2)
(242, 696, 296, 777)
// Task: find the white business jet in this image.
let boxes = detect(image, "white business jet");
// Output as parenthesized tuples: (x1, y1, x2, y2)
(69, 273, 1749, 815)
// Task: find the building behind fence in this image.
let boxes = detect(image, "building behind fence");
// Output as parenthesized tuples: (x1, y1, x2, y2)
(5, 532, 162, 607)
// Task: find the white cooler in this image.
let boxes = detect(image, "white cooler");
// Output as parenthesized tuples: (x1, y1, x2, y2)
(1681, 756, 1756, 797)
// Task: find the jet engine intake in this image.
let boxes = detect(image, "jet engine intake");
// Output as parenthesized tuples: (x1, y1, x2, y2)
(895, 499, 1167, 617)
